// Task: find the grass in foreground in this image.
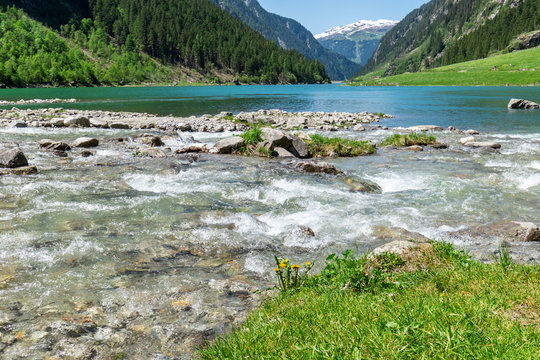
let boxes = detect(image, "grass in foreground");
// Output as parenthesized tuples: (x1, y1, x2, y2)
(200, 243, 540, 359)
(351, 47, 540, 86)
(306, 134, 377, 157)
(379, 133, 437, 147)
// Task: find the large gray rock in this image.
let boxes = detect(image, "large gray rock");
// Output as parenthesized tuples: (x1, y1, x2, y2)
(212, 137, 244, 154)
(294, 161, 343, 175)
(260, 128, 293, 150)
(508, 98, 539, 109)
(0, 149, 28, 168)
(274, 147, 295, 158)
(64, 116, 90, 127)
(288, 137, 309, 158)
(9, 121, 27, 128)
(72, 137, 99, 148)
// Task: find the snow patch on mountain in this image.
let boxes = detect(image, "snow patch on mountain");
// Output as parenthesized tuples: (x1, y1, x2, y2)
(315, 19, 398, 40)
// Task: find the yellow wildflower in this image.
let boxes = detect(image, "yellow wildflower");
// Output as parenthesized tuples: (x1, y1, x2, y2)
(306, 261, 311, 267)
(279, 262, 286, 268)
(291, 264, 300, 270)
(274, 268, 280, 273)
(285, 259, 289, 263)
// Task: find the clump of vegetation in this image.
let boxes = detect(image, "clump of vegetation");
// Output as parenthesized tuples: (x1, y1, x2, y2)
(200, 241, 540, 359)
(306, 134, 376, 157)
(379, 132, 437, 147)
(221, 114, 235, 121)
(256, 146, 272, 157)
(240, 127, 262, 145)
(273, 257, 313, 292)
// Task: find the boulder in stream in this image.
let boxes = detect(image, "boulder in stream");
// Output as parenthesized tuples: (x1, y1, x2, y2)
(507, 98, 539, 109)
(294, 161, 343, 175)
(139, 134, 165, 147)
(39, 139, 71, 151)
(135, 148, 166, 158)
(0, 148, 28, 168)
(72, 137, 99, 148)
(212, 137, 244, 154)
(0, 166, 37, 176)
(64, 116, 90, 127)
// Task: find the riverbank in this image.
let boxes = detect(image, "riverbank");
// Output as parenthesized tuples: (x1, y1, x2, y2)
(201, 241, 540, 359)
(350, 47, 540, 87)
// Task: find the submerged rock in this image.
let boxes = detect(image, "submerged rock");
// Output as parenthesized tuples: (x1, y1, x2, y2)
(508, 98, 540, 109)
(136, 148, 166, 158)
(345, 177, 382, 194)
(371, 225, 430, 243)
(0, 148, 28, 168)
(0, 166, 37, 176)
(294, 161, 343, 175)
(464, 141, 501, 149)
(455, 221, 540, 243)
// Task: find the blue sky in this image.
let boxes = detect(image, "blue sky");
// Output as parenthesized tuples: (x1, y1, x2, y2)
(258, 0, 429, 34)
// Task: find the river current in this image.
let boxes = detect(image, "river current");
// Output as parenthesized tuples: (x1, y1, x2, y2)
(0, 85, 539, 358)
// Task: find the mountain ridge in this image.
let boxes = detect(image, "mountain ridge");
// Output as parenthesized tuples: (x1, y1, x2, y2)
(212, 0, 361, 80)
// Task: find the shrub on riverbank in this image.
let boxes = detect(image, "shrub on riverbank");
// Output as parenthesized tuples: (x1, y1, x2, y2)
(306, 134, 377, 157)
(380, 132, 437, 147)
(200, 242, 540, 359)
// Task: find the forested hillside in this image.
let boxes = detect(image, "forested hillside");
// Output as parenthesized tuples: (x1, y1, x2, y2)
(0, 0, 329, 87)
(211, 0, 360, 80)
(358, 0, 540, 78)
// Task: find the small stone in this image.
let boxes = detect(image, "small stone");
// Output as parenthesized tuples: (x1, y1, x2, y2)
(81, 150, 95, 157)
(465, 129, 479, 135)
(353, 124, 365, 132)
(431, 142, 448, 149)
(406, 145, 423, 151)
(407, 125, 443, 132)
(10, 121, 27, 128)
(139, 134, 165, 147)
(39, 139, 71, 151)
(0, 166, 37, 176)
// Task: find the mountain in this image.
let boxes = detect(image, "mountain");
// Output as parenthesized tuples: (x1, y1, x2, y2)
(358, 0, 540, 78)
(211, 0, 361, 81)
(315, 20, 398, 66)
(0, 0, 329, 87)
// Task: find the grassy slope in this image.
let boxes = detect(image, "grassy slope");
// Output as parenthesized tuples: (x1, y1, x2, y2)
(200, 243, 540, 359)
(351, 47, 540, 86)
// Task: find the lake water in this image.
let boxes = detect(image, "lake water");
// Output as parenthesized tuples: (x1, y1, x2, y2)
(0, 85, 539, 358)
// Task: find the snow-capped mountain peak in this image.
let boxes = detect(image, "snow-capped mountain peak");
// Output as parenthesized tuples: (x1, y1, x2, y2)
(315, 19, 398, 40)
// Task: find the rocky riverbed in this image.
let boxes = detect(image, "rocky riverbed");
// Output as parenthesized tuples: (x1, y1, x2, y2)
(0, 107, 539, 359)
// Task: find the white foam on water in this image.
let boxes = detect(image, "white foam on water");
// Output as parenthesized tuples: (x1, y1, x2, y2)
(503, 172, 540, 190)
(124, 171, 226, 195)
(61, 238, 104, 256)
(244, 253, 268, 275)
(203, 213, 269, 236)
(527, 161, 540, 170)
(500, 142, 540, 155)
(367, 173, 428, 193)
(484, 159, 515, 168)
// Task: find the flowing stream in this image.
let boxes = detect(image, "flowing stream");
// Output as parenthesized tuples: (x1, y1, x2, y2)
(0, 85, 539, 359)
